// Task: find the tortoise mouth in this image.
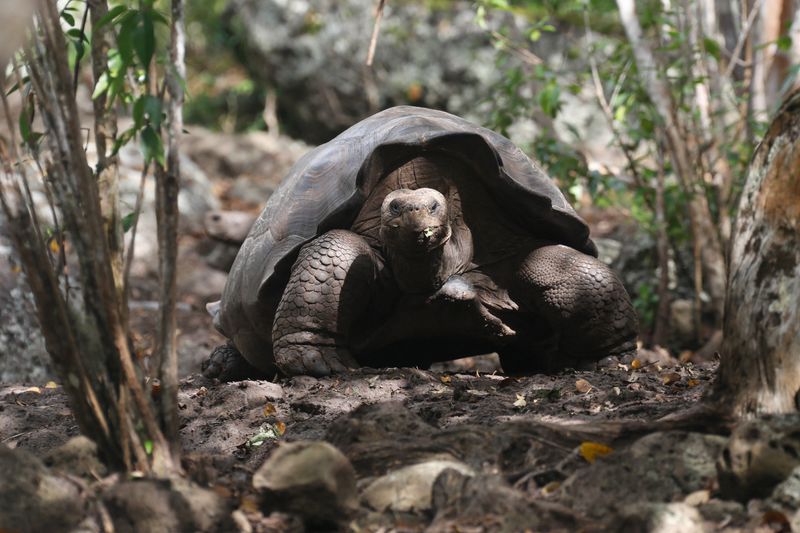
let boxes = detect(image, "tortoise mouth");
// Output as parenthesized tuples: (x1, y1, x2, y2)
(379, 188, 452, 255)
(383, 223, 452, 255)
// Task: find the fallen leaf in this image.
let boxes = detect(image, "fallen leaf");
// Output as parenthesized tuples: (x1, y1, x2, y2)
(196, 386, 208, 397)
(513, 393, 527, 408)
(44, 381, 58, 389)
(22, 386, 41, 394)
(612, 386, 621, 396)
(263, 403, 277, 416)
(575, 379, 592, 393)
(440, 375, 452, 384)
(579, 441, 613, 463)
(761, 510, 791, 531)
(48, 238, 61, 254)
(687, 379, 700, 387)
(246, 422, 285, 448)
(630, 358, 642, 369)
(662, 372, 681, 385)
(212, 484, 232, 499)
(541, 481, 561, 495)
(239, 494, 260, 513)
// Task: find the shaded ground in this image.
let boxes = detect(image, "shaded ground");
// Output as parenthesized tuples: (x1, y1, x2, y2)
(1, 354, 725, 530)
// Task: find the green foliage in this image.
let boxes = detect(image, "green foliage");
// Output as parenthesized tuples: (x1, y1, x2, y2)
(475, 0, 766, 336)
(89, 2, 175, 164)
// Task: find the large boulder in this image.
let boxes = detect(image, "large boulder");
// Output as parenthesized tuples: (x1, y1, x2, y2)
(223, 0, 521, 143)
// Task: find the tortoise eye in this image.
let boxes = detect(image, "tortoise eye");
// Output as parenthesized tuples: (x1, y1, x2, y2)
(429, 201, 439, 213)
(389, 200, 402, 216)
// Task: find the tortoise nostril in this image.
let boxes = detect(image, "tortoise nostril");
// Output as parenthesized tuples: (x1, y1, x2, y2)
(211, 214, 221, 222)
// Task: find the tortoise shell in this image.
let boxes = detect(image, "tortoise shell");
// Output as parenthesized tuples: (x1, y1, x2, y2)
(217, 106, 596, 341)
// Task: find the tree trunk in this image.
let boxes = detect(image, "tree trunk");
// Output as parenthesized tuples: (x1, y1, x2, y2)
(711, 89, 800, 415)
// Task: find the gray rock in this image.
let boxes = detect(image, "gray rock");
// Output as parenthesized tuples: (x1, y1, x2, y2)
(362, 458, 474, 512)
(43, 435, 107, 479)
(0, 444, 84, 532)
(696, 499, 746, 526)
(669, 299, 698, 346)
(205, 210, 258, 244)
(180, 128, 310, 189)
(253, 440, 358, 524)
(224, 0, 523, 144)
(614, 503, 705, 533)
(0, 231, 52, 382)
(104, 478, 231, 533)
(429, 470, 577, 532)
(717, 414, 800, 501)
(560, 431, 726, 518)
(769, 465, 800, 532)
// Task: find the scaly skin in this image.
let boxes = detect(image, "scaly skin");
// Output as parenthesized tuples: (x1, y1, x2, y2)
(500, 244, 638, 373)
(272, 230, 378, 376)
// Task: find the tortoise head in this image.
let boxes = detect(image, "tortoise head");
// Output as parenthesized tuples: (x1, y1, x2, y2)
(379, 188, 451, 256)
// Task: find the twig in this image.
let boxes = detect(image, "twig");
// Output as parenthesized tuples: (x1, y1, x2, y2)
(722, 0, 766, 80)
(490, 30, 542, 66)
(72, 3, 90, 95)
(151, 0, 187, 457)
(723, 0, 764, 78)
(122, 162, 149, 301)
(365, 0, 386, 67)
(652, 141, 671, 346)
(583, 9, 653, 211)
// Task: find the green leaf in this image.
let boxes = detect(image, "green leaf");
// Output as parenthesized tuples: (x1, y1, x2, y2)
(777, 34, 792, 52)
(144, 439, 153, 455)
(66, 28, 89, 43)
(91, 72, 110, 99)
(151, 10, 169, 25)
(61, 11, 75, 26)
(703, 37, 721, 61)
(144, 95, 163, 129)
(73, 39, 86, 65)
(19, 108, 31, 144)
(121, 212, 138, 232)
(133, 98, 144, 129)
(141, 126, 165, 166)
(538, 82, 562, 119)
(133, 95, 163, 129)
(134, 10, 156, 69)
(116, 11, 137, 64)
(112, 126, 136, 156)
(94, 4, 128, 31)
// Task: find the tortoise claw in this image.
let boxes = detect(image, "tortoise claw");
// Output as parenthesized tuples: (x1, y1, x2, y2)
(275, 343, 359, 377)
(202, 343, 270, 382)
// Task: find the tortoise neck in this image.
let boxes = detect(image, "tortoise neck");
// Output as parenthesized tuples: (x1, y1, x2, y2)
(387, 239, 463, 294)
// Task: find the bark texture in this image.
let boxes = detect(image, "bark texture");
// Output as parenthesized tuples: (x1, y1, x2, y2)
(712, 89, 800, 414)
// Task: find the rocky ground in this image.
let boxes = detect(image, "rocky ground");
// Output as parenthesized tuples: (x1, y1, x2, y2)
(3, 355, 800, 531)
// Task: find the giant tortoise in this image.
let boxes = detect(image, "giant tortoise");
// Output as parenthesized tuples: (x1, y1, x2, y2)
(206, 106, 637, 378)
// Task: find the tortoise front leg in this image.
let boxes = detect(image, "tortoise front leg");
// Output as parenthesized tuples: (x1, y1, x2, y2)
(272, 230, 379, 376)
(503, 244, 638, 372)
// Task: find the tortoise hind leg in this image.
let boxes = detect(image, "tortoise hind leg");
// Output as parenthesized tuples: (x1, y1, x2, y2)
(272, 230, 379, 377)
(502, 244, 638, 373)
